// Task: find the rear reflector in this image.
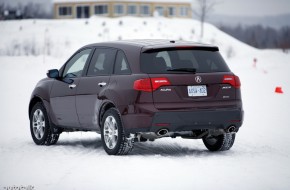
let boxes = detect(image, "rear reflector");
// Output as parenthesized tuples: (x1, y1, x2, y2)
(134, 77, 171, 92)
(229, 120, 241, 123)
(222, 75, 241, 88)
(154, 123, 170, 127)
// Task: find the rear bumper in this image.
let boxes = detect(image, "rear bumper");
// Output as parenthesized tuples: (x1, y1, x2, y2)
(124, 108, 244, 134)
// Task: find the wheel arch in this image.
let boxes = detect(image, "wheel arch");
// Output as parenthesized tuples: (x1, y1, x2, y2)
(28, 96, 44, 118)
(98, 101, 117, 127)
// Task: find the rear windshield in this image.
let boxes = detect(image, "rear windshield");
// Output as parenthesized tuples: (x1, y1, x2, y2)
(140, 49, 230, 74)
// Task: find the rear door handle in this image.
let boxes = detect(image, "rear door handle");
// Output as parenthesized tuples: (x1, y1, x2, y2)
(69, 84, 76, 89)
(98, 82, 107, 87)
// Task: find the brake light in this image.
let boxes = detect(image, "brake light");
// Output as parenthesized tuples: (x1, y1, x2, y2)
(222, 75, 241, 88)
(176, 46, 194, 49)
(134, 77, 171, 92)
(133, 78, 152, 92)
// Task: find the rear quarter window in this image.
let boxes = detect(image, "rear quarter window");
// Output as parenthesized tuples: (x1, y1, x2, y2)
(87, 48, 117, 76)
(114, 51, 131, 75)
(140, 49, 230, 74)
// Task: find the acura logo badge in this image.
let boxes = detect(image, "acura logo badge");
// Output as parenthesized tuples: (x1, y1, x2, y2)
(195, 76, 202, 83)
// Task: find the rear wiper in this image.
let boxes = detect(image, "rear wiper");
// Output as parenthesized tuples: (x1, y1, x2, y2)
(167, 68, 197, 73)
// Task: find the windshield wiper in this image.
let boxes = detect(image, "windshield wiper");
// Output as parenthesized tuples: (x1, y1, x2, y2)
(167, 68, 197, 73)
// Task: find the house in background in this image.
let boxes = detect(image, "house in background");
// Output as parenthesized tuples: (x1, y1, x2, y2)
(53, 0, 192, 19)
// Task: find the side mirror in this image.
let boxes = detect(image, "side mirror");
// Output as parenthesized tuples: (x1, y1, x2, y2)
(47, 69, 59, 79)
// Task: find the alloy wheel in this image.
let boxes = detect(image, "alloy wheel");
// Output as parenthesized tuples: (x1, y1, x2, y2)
(103, 116, 118, 149)
(32, 109, 45, 140)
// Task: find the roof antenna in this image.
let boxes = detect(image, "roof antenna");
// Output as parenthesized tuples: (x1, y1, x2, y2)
(170, 40, 175, 43)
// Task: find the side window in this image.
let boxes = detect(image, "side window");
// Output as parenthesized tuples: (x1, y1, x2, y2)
(87, 48, 117, 76)
(114, 51, 131, 75)
(62, 49, 92, 78)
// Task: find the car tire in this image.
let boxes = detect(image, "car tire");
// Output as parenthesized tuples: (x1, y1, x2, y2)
(30, 102, 59, 145)
(202, 133, 235, 151)
(101, 108, 134, 155)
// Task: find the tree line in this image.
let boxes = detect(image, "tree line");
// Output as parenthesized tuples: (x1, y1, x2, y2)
(219, 24, 290, 50)
(0, 2, 52, 19)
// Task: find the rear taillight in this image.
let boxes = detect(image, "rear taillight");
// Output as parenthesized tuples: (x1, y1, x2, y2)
(151, 78, 171, 90)
(134, 77, 171, 92)
(222, 75, 241, 88)
(133, 78, 152, 92)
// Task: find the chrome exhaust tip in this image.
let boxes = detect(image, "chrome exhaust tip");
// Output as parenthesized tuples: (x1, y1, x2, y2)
(227, 126, 236, 133)
(157, 129, 169, 136)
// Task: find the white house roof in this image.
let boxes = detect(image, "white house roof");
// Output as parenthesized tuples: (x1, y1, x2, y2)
(53, 0, 192, 4)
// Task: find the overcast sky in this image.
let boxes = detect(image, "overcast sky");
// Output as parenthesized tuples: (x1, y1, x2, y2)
(213, 0, 290, 16)
(1, 0, 290, 17)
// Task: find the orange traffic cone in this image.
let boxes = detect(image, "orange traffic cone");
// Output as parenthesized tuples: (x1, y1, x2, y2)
(275, 87, 283, 94)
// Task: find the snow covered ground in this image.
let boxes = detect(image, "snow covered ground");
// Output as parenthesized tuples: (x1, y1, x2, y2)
(0, 17, 290, 190)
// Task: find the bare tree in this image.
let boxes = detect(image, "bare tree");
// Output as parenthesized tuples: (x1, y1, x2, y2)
(192, 0, 216, 39)
(0, 3, 6, 19)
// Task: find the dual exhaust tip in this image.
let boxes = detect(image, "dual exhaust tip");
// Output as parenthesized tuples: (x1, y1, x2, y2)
(156, 126, 236, 137)
(227, 125, 236, 133)
(157, 129, 169, 136)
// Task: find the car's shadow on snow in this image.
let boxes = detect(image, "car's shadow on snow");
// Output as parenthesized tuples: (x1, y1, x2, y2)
(55, 137, 233, 157)
(131, 142, 231, 157)
(56, 137, 103, 150)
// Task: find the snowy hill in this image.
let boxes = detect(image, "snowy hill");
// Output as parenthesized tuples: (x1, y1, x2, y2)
(0, 17, 290, 190)
(0, 17, 256, 59)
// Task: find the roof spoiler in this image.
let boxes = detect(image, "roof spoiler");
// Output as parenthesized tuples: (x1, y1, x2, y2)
(142, 46, 219, 53)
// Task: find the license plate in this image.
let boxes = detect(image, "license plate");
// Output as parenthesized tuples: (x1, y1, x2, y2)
(187, 85, 207, 97)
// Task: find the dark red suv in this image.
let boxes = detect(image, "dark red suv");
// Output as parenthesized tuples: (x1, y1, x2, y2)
(29, 40, 243, 155)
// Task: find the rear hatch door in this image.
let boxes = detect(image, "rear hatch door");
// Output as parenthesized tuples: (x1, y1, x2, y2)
(140, 47, 237, 110)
